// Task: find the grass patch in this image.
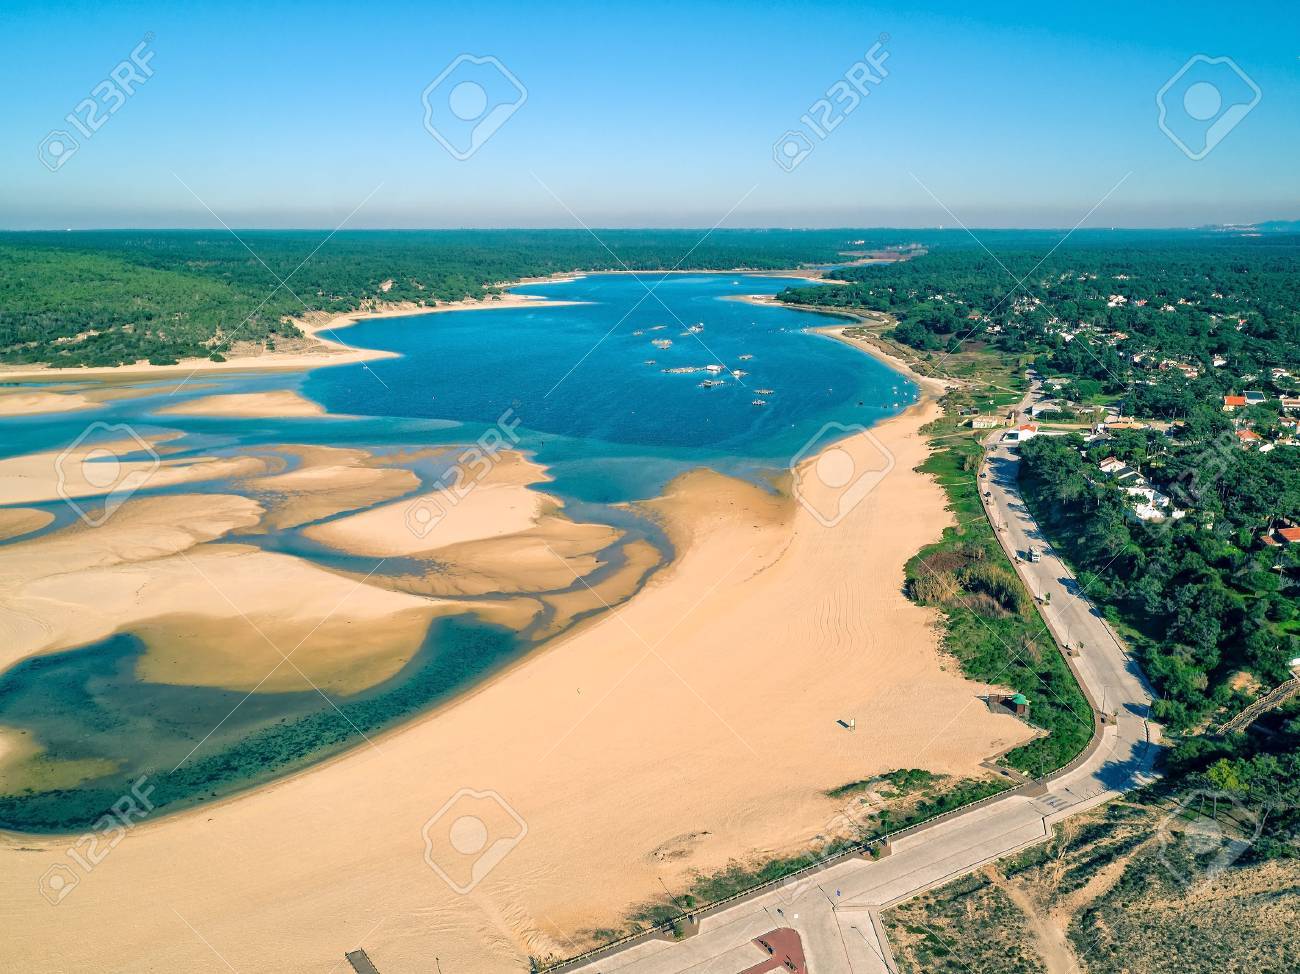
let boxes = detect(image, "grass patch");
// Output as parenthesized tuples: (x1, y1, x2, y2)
(903, 394, 1092, 776)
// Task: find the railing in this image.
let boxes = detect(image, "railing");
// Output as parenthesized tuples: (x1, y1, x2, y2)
(1219, 677, 1300, 734)
(536, 773, 1053, 973)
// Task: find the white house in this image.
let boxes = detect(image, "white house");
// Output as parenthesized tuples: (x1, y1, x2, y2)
(1003, 423, 1040, 443)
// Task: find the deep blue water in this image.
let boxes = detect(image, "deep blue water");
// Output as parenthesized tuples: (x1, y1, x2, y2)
(304, 273, 916, 499)
(0, 273, 915, 831)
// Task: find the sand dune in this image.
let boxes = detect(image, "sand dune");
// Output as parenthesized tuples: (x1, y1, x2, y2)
(0, 401, 1034, 974)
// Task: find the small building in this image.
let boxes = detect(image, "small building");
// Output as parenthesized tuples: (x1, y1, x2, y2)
(1237, 429, 1263, 449)
(1004, 423, 1040, 443)
(971, 416, 1002, 430)
(1223, 395, 1247, 412)
(1261, 523, 1300, 547)
(988, 692, 1031, 717)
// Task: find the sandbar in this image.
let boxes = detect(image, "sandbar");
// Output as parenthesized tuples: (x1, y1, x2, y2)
(0, 400, 1035, 973)
(155, 389, 327, 418)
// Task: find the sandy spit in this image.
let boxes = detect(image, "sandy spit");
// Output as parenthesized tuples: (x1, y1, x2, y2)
(0, 292, 586, 383)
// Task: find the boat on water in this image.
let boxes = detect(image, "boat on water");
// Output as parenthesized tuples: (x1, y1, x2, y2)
(652, 338, 673, 349)
(699, 379, 725, 388)
(752, 399, 767, 406)
(755, 388, 774, 395)
(731, 369, 747, 379)
(738, 353, 753, 361)
(688, 323, 704, 333)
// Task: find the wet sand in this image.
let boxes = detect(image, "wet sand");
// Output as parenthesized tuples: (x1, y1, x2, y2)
(0, 401, 1033, 973)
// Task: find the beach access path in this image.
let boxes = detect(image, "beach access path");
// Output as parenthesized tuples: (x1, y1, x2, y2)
(554, 374, 1162, 974)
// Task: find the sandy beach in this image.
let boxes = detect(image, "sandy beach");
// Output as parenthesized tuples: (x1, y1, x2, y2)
(0, 270, 1024, 974)
(729, 293, 952, 396)
(0, 393, 1032, 973)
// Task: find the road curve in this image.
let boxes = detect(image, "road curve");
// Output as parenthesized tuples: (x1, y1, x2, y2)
(557, 375, 1162, 974)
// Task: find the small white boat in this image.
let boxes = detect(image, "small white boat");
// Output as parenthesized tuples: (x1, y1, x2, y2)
(752, 399, 767, 406)
(731, 369, 747, 379)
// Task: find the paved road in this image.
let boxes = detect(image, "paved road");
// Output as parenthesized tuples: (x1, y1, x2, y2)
(561, 376, 1161, 974)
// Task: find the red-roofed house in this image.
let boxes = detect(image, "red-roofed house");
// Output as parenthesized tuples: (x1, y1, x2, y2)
(1263, 525, 1300, 547)
(1237, 429, 1263, 448)
(1223, 395, 1247, 412)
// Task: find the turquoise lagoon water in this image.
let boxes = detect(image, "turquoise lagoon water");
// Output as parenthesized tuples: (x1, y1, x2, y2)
(0, 273, 916, 831)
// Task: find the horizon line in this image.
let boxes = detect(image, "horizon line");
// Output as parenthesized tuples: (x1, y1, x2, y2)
(2, 224, 1295, 234)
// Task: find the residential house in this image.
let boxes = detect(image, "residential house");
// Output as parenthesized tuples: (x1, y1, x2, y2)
(1029, 399, 1067, 418)
(1261, 523, 1300, 547)
(1223, 395, 1247, 412)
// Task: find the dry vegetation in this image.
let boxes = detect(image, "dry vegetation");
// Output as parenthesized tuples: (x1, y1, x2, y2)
(884, 799, 1300, 974)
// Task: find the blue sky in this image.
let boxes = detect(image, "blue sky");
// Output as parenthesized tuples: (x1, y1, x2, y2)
(1, 0, 1296, 229)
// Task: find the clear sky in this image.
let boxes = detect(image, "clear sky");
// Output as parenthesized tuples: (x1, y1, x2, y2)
(2, 0, 1296, 229)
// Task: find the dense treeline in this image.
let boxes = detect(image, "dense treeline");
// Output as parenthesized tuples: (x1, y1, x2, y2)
(780, 232, 1300, 399)
(782, 233, 1300, 825)
(0, 229, 857, 367)
(1020, 433, 1300, 729)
